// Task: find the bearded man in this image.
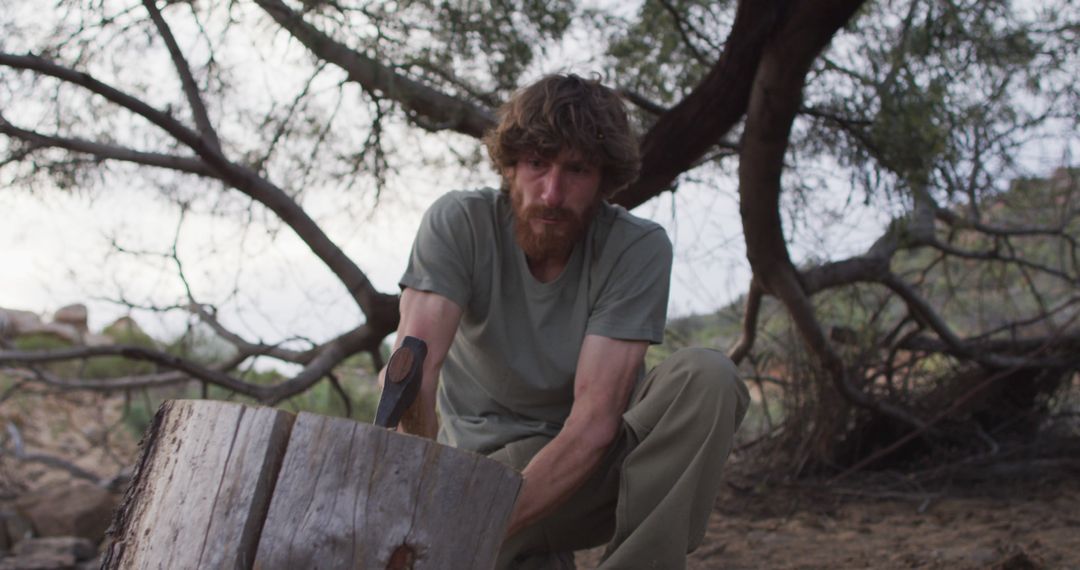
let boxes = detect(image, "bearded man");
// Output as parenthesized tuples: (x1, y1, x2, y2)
(388, 74, 749, 569)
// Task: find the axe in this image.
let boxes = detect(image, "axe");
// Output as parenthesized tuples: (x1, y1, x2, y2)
(374, 336, 427, 429)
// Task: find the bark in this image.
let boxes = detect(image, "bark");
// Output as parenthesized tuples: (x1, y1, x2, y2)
(728, 279, 764, 365)
(736, 0, 926, 430)
(616, 0, 795, 210)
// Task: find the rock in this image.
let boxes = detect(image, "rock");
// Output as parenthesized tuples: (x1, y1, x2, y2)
(0, 509, 34, 552)
(15, 482, 117, 542)
(0, 552, 75, 570)
(13, 537, 94, 561)
(0, 307, 80, 345)
(101, 316, 151, 346)
(0, 308, 44, 339)
(52, 305, 88, 332)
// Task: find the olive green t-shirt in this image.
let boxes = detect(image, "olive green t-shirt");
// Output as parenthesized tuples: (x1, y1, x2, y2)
(400, 189, 672, 453)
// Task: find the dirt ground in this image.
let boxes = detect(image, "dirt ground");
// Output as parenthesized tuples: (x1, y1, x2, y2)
(3, 390, 1078, 569)
(578, 464, 1080, 569)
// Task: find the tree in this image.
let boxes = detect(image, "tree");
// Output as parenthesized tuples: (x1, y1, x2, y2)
(1, 0, 1077, 471)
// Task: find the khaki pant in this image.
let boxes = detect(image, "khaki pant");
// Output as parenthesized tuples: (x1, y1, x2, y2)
(488, 348, 750, 570)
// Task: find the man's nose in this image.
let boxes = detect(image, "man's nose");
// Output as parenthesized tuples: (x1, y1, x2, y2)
(540, 169, 565, 207)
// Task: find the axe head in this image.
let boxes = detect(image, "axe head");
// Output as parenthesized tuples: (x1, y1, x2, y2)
(374, 336, 428, 429)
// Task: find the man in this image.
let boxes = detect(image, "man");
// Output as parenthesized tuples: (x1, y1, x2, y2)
(387, 74, 749, 569)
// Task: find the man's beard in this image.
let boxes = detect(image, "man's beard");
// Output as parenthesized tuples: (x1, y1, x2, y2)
(511, 190, 597, 263)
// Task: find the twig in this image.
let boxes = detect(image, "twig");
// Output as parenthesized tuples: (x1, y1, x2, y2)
(326, 372, 352, 418)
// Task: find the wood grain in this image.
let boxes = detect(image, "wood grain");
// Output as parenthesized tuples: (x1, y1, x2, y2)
(254, 413, 521, 570)
(104, 400, 294, 569)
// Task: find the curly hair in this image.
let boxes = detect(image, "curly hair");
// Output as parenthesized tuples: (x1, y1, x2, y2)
(483, 74, 640, 197)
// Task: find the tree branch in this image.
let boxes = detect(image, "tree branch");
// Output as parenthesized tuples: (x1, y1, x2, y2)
(0, 115, 215, 177)
(0, 51, 399, 328)
(187, 303, 316, 364)
(728, 279, 764, 364)
(142, 0, 221, 152)
(879, 272, 1032, 369)
(4, 367, 193, 392)
(735, 0, 929, 429)
(617, 88, 670, 116)
(253, 0, 496, 138)
(0, 345, 261, 395)
(617, 0, 794, 209)
(655, 0, 714, 66)
(262, 323, 384, 404)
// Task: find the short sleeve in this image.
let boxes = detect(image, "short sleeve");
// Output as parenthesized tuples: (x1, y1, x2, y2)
(399, 192, 475, 309)
(586, 227, 672, 344)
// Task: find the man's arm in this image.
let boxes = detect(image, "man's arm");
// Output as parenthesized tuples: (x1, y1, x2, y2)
(381, 287, 462, 439)
(504, 334, 647, 537)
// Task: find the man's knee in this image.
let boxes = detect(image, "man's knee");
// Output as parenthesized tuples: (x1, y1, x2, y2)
(656, 348, 749, 420)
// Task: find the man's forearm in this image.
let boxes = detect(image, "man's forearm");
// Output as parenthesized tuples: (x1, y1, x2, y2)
(504, 421, 616, 537)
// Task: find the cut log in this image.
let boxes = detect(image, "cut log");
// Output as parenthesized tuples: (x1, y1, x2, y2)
(102, 401, 522, 570)
(103, 400, 294, 569)
(254, 412, 522, 570)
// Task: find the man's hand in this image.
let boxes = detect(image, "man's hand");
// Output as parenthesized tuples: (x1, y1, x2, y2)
(380, 288, 462, 439)
(504, 334, 647, 537)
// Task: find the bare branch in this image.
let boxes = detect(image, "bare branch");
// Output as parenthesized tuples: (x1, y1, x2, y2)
(326, 371, 352, 418)
(897, 331, 1080, 366)
(142, 0, 221, 152)
(187, 303, 316, 364)
(655, 0, 713, 66)
(0, 51, 399, 324)
(0, 52, 211, 156)
(0, 115, 215, 177)
(0, 345, 261, 395)
(728, 279, 763, 364)
(262, 323, 385, 404)
(617, 88, 671, 116)
(933, 206, 1075, 239)
(928, 237, 1074, 283)
(618, 0, 792, 209)
(879, 273, 1040, 369)
(253, 0, 496, 138)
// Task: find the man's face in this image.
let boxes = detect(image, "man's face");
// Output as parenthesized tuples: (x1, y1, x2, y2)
(508, 148, 603, 263)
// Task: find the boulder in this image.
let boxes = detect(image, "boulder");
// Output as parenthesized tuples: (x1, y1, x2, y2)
(0, 307, 80, 345)
(52, 305, 88, 333)
(0, 509, 33, 552)
(0, 308, 44, 338)
(15, 482, 117, 543)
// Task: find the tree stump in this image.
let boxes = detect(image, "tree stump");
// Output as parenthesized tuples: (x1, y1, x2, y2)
(103, 400, 521, 570)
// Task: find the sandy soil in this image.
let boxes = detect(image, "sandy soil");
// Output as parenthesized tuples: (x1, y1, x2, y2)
(578, 468, 1080, 569)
